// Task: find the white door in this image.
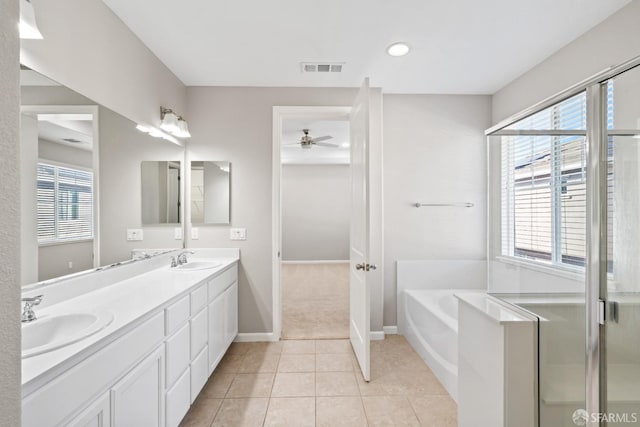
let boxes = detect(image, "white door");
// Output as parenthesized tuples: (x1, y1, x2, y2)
(350, 78, 371, 381)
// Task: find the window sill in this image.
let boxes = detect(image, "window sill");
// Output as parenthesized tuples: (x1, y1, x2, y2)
(39, 239, 94, 248)
(494, 255, 584, 282)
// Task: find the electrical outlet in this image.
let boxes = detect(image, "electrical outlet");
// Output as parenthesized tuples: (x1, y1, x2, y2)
(68, 261, 73, 269)
(230, 228, 246, 241)
(174, 227, 183, 240)
(126, 229, 144, 241)
(191, 227, 199, 240)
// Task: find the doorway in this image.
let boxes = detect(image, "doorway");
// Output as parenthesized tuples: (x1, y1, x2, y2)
(279, 118, 351, 339)
(272, 106, 352, 342)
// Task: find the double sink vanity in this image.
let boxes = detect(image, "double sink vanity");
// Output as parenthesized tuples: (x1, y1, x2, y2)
(21, 248, 239, 427)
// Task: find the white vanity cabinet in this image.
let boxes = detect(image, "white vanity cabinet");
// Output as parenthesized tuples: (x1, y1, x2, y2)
(22, 260, 239, 427)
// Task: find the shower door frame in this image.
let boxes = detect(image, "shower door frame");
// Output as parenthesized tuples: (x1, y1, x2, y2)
(486, 54, 640, 427)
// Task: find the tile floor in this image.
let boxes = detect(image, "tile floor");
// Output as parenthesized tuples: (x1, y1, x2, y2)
(281, 263, 349, 340)
(180, 336, 457, 426)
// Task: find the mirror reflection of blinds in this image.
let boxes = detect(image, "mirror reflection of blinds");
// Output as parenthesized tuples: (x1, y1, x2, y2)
(37, 163, 94, 244)
(501, 92, 588, 267)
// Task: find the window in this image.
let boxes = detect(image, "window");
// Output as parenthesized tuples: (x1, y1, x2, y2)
(498, 84, 614, 269)
(37, 163, 94, 244)
(500, 92, 586, 267)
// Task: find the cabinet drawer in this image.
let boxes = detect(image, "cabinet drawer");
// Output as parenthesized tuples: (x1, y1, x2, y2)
(166, 368, 190, 427)
(190, 284, 208, 315)
(165, 323, 190, 388)
(208, 265, 237, 301)
(190, 346, 209, 403)
(23, 312, 164, 427)
(165, 295, 190, 336)
(190, 307, 208, 359)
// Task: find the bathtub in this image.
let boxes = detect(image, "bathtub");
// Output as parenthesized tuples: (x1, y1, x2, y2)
(403, 289, 483, 402)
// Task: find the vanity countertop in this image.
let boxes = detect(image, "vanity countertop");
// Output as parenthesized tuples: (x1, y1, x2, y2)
(22, 253, 239, 397)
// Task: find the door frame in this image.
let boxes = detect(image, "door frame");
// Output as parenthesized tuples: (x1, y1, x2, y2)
(271, 106, 352, 341)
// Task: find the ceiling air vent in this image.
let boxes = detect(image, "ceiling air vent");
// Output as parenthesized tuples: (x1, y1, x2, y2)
(301, 62, 344, 73)
(62, 138, 83, 144)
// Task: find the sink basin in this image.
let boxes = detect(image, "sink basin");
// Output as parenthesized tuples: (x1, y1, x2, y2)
(22, 311, 114, 358)
(174, 261, 222, 271)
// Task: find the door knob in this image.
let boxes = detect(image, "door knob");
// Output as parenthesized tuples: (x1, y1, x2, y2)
(356, 263, 365, 270)
(367, 264, 377, 271)
(355, 263, 376, 271)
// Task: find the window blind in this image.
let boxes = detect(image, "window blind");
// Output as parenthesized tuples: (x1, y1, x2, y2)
(37, 163, 94, 244)
(501, 92, 588, 267)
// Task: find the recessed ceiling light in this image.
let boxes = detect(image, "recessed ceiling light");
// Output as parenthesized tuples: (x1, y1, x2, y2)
(341, 142, 350, 148)
(387, 42, 410, 57)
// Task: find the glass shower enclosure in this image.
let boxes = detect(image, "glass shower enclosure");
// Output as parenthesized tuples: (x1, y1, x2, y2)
(486, 57, 640, 427)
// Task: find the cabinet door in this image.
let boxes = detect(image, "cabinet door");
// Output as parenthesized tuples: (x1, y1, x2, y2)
(225, 283, 238, 346)
(67, 393, 110, 427)
(208, 294, 226, 374)
(111, 347, 164, 427)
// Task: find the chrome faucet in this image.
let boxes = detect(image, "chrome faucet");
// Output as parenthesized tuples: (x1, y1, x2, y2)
(177, 251, 195, 265)
(21, 295, 43, 323)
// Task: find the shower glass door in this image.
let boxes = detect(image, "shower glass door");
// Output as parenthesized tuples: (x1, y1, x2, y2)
(602, 64, 640, 425)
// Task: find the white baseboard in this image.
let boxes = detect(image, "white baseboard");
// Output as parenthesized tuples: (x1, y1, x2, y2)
(235, 333, 278, 342)
(383, 326, 398, 335)
(370, 331, 385, 341)
(281, 260, 349, 264)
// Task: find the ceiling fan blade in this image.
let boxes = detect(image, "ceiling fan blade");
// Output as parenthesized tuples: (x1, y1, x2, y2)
(310, 135, 333, 143)
(314, 142, 339, 148)
(283, 142, 301, 146)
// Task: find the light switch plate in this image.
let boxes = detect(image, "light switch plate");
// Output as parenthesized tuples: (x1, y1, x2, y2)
(126, 229, 143, 241)
(191, 227, 199, 240)
(174, 228, 183, 240)
(230, 228, 246, 240)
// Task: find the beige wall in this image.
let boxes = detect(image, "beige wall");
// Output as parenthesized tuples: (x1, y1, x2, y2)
(185, 86, 366, 334)
(492, 0, 640, 123)
(20, 0, 187, 130)
(0, 0, 22, 424)
(383, 94, 492, 326)
(282, 165, 350, 261)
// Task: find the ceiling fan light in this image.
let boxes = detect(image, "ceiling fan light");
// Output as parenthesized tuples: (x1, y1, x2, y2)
(387, 42, 410, 57)
(19, 0, 43, 39)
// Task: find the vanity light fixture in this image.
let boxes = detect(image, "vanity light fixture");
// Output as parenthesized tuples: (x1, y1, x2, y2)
(19, 0, 43, 39)
(160, 107, 191, 139)
(135, 123, 181, 146)
(387, 42, 410, 57)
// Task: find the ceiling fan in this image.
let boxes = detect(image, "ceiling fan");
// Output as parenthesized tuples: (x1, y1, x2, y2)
(285, 129, 338, 149)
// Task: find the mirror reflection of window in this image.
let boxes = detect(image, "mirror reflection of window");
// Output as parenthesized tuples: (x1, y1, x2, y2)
(191, 161, 230, 225)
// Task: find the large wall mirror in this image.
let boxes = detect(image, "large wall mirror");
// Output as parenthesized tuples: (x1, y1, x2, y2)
(191, 161, 231, 225)
(20, 66, 185, 286)
(141, 161, 182, 225)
